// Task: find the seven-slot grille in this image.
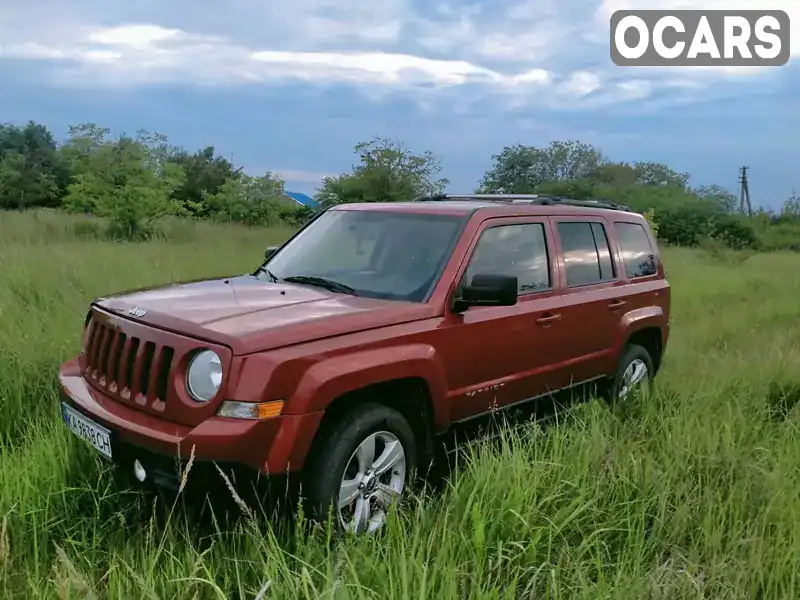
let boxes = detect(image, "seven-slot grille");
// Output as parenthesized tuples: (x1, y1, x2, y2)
(83, 315, 175, 404)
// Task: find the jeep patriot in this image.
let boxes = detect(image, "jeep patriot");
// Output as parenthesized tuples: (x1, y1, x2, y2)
(58, 194, 670, 533)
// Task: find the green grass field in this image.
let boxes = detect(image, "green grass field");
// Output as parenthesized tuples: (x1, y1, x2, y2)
(0, 209, 799, 599)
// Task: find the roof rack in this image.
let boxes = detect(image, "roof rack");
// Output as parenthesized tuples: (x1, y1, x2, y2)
(412, 193, 631, 212)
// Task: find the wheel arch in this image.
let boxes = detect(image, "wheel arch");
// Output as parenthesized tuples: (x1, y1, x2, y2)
(613, 307, 667, 375)
(309, 376, 437, 471)
(284, 344, 447, 471)
(625, 327, 664, 374)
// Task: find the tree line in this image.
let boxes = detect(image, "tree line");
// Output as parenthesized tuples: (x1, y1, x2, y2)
(2, 120, 799, 250)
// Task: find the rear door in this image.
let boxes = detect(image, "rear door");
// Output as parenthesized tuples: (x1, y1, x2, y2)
(611, 218, 671, 326)
(439, 216, 567, 420)
(546, 215, 627, 386)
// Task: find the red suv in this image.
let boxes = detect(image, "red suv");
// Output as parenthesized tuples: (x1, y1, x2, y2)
(59, 194, 670, 533)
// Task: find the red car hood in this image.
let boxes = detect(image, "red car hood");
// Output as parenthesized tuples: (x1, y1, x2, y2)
(95, 275, 433, 354)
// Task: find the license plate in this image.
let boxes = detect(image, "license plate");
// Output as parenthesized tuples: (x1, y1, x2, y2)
(61, 403, 113, 460)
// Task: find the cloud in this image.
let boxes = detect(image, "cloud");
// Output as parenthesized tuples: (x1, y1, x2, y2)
(562, 71, 603, 96)
(0, 0, 794, 110)
(0, 22, 557, 92)
(249, 49, 498, 87)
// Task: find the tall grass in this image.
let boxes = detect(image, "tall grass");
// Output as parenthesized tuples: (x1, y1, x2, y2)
(0, 210, 798, 599)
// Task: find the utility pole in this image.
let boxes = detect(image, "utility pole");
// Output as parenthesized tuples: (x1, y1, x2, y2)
(738, 166, 752, 217)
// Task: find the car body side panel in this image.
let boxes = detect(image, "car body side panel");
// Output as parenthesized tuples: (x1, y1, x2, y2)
(286, 344, 449, 422)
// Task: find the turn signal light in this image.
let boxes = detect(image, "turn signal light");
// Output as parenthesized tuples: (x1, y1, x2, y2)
(217, 399, 284, 420)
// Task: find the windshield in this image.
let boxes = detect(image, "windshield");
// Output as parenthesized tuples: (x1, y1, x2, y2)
(258, 209, 465, 302)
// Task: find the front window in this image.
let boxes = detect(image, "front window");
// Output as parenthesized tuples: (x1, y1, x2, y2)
(462, 223, 552, 295)
(258, 209, 465, 302)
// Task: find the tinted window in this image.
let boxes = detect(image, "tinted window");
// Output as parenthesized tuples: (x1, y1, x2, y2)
(464, 223, 550, 295)
(260, 210, 463, 302)
(591, 222, 615, 280)
(615, 222, 658, 278)
(557, 221, 616, 286)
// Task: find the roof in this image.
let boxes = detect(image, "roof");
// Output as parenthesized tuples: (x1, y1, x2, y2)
(283, 191, 320, 209)
(332, 197, 641, 219)
(334, 201, 488, 216)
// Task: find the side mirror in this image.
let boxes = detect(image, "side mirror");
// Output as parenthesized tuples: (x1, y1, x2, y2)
(452, 274, 517, 312)
(264, 245, 279, 261)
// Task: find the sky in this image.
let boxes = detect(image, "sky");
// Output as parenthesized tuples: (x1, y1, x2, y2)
(0, 0, 797, 209)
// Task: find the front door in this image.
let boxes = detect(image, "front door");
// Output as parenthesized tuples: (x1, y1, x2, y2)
(438, 216, 568, 422)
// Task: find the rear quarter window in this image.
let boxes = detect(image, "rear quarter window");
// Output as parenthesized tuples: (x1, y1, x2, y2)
(614, 221, 658, 278)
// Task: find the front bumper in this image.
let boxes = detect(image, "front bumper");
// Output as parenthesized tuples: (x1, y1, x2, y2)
(58, 357, 324, 477)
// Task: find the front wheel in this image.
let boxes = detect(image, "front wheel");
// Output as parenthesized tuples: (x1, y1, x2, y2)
(303, 403, 417, 534)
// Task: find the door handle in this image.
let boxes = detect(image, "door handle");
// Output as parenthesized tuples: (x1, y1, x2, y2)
(608, 300, 627, 310)
(536, 313, 562, 326)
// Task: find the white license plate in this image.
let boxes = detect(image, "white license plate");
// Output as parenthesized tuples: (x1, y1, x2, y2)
(61, 403, 113, 460)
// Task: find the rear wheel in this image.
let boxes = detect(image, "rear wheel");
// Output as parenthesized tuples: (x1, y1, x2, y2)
(608, 343, 654, 403)
(303, 403, 417, 534)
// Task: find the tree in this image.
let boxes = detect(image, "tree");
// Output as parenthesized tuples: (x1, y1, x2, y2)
(545, 140, 605, 181)
(203, 172, 285, 226)
(693, 184, 737, 213)
(167, 145, 238, 216)
(478, 144, 551, 193)
(63, 135, 185, 239)
(633, 161, 690, 189)
(58, 123, 113, 176)
(534, 179, 595, 199)
(0, 121, 67, 208)
(316, 137, 449, 205)
(778, 193, 800, 220)
(479, 140, 605, 193)
(0, 151, 57, 210)
(134, 129, 174, 171)
(589, 161, 638, 186)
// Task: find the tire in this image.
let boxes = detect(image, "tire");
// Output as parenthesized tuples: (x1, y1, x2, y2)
(303, 402, 417, 534)
(608, 343, 655, 404)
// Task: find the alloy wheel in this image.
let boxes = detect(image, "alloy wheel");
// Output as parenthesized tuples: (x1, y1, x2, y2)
(619, 358, 650, 400)
(337, 431, 406, 534)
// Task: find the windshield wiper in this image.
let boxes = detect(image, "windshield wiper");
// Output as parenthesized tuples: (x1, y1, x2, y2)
(264, 267, 279, 283)
(282, 275, 356, 295)
(255, 264, 279, 282)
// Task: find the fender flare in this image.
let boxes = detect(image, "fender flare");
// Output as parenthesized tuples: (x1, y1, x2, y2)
(611, 306, 666, 363)
(286, 343, 449, 428)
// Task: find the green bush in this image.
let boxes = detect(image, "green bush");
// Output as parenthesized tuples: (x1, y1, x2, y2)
(203, 173, 286, 227)
(753, 216, 800, 251)
(708, 213, 758, 250)
(62, 137, 185, 240)
(278, 204, 316, 227)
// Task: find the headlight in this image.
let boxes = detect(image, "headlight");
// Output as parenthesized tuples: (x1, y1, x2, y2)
(186, 349, 223, 402)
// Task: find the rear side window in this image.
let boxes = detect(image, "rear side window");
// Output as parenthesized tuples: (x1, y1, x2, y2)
(615, 222, 658, 278)
(556, 221, 616, 287)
